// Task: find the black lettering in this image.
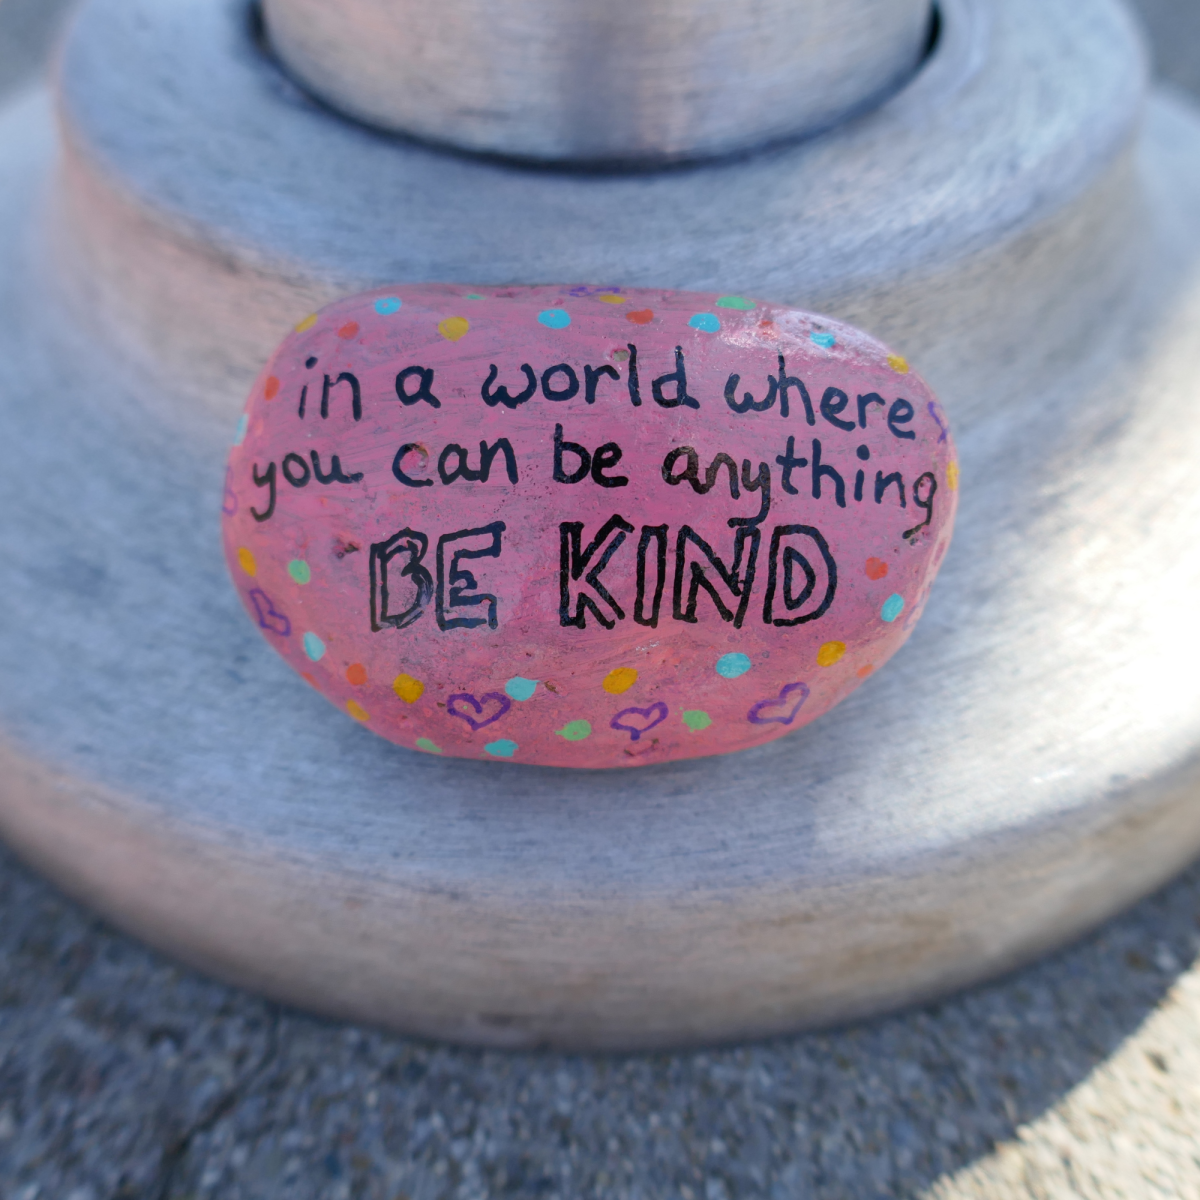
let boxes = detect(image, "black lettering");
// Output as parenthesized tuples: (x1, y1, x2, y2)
(673, 525, 760, 628)
(774, 357, 815, 423)
(478, 438, 519, 484)
(626, 344, 642, 407)
(662, 447, 740, 498)
(250, 461, 276, 522)
(887, 398, 916, 439)
(811, 439, 846, 507)
(857, 392, 886, 428)
(321, 372, 362, 421)
(369, 528, 434, 631)
(763, 525, 837, 626)
(439, 444, 483, 485)
(585, 363, 620, 404)
(736, 459, 771, 525)
(394, 366, 440, 409)
(874, 470, 906, 507)
(635, 524, 668, 628)
(311, 450, 364, 484)
(482, 363, 537, 409)
(904, 472, 937, 539)
(541, 363, 580, 402)
(819, 386, 855, 432)
(559, 515, 633, 630)
(282, 452, 311, 488)
(591, 442, 628, 488)
(724, 372, 778, 415)
(775, 436, 808, 496)
(554, 424, 591, 483)
(392, 443, 433, 488)
(436, 523, 506, 631)
(297, 384, 308, 419)
(652, 347, 700, 410)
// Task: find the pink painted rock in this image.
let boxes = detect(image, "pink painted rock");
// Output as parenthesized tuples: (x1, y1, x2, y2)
(223, 285, 957, 768)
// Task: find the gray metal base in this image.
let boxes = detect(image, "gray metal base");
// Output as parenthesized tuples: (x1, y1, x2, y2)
(1, 0, 1199, 1050)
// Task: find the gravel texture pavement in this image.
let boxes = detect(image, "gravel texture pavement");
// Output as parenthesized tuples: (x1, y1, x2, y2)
(2, 1, 1200, 1197)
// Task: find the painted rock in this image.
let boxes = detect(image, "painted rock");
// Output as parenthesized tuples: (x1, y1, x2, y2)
(223, 285, 957, 768)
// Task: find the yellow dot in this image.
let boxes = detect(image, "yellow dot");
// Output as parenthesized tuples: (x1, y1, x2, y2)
(438, 316, 470, 342)
(347, 700, 370, 722)
(887, 353, 909, 374)
(602, 667, 638, 694)
(817, 641, 846, 667)
(237, 547, 257, 576)
(393, 673, 425, 704)
(295, 313, 318, 332)
(598, 293, 626, 304)
(947, 461, 959, 491)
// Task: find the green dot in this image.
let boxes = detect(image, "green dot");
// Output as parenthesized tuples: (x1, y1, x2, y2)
(465, 293, 484, 300)
(288, 559, 311, 584)
(556, 720, 592, 742)
(416, 737, 442, 754)
(682, 710, 712, 732)
(715, 295, 755, 310)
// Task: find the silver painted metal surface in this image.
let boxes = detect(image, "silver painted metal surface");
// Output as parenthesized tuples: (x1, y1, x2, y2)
(0, 0, 1197, 1050)
(262, 0, 934, 163)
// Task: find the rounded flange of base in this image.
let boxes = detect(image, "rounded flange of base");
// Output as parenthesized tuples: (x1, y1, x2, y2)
(1, 83, 1200, 1048)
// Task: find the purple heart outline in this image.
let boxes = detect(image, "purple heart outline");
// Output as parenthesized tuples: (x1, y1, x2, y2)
(447, 691, 512, 732)
(927, 400, 949, 443)
(747, 682, 811, 726)
(611, 702, 669, 742)
(248, 588, 290, 637)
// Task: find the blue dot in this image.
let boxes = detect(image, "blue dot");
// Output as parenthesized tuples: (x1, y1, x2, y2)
(716, 652, 752, 679)
(689, 313, 720, 332)
(505, 677, 537, 702)
(881, 594, 905, 623)
(810, 331, 837, 349)
(303, 632, 326, 661)
(375, 297, 402, 315)
(233, 414, 248, 446)
(485, 739, 518, 758)
(538, 308, 571, 329)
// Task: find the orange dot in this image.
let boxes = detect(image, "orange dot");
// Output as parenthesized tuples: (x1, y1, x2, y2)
(346, 663, 368, 686)
(237, 547, 257, 576)
(817, 641, 846, 667)
(625, 309, 654, 325)
(337, 321, 360, 340)
(603, 667, 638, 694)
(857, 664, 875, 679)
(301, 672, 317, 687)
(263, 375, 280, 400)
(347, 701, 370, 722)
(865, 557, 888, 580)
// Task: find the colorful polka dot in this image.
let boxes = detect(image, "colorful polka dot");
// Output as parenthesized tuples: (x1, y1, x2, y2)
(303, 632, 326, 661)
(505, 677, 538, 701)
(716, 296, 755, 310)
(347, 700, 370, 722)
(688, 313, 720, 332)
(375, 297, 402, 315)
(682, 710, 712, 732)
(346, 663, 368, 686)
(538, 309, 571, 329)
(857, 664, 876, 679)
(865, 557, 889, 580)
(393, 674, 424, 703)
(612, 348, 630, 361)
(263, 376, 280, 400)
(715, 652, 752, 679)
(438, 317, 470, 342)
(556, 720, 592, 741)
(598, 293, 625, 304)
(237, 547, 257, 576)
(294, 313, 318, 332)
(486, 739, 518, 758)
(811, 331, 836, 349)
(817, 641, 846, 667)
(233, 415, 248, 446)
(337, 321, 360, 339)
(887, 353, 910, 374)
(465, 293, 484, 300)
(625, 309, 654, 325)
(881, 594, 905, 623)
(288, 559, 311, 584)
(416, 737, 442, 754)
(947, 462, 959, 491)
(602, 667, 638, 694)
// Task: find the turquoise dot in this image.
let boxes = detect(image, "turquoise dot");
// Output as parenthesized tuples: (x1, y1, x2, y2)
(465, 293, 484, 300)
(233, 414, 248, 446)
(716, 652, 752, 679)
(505, 676, 537, 702)
(538, 308, 571, 329)
(375, 297, 402, 315)
(486, 739, 518, 758)
(688, 313, 720, 332)
(715, 296, 755, 310)
(810, 331, 836, 349)
(881, 594, 905, 623)
(303, 632, 326, 661)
